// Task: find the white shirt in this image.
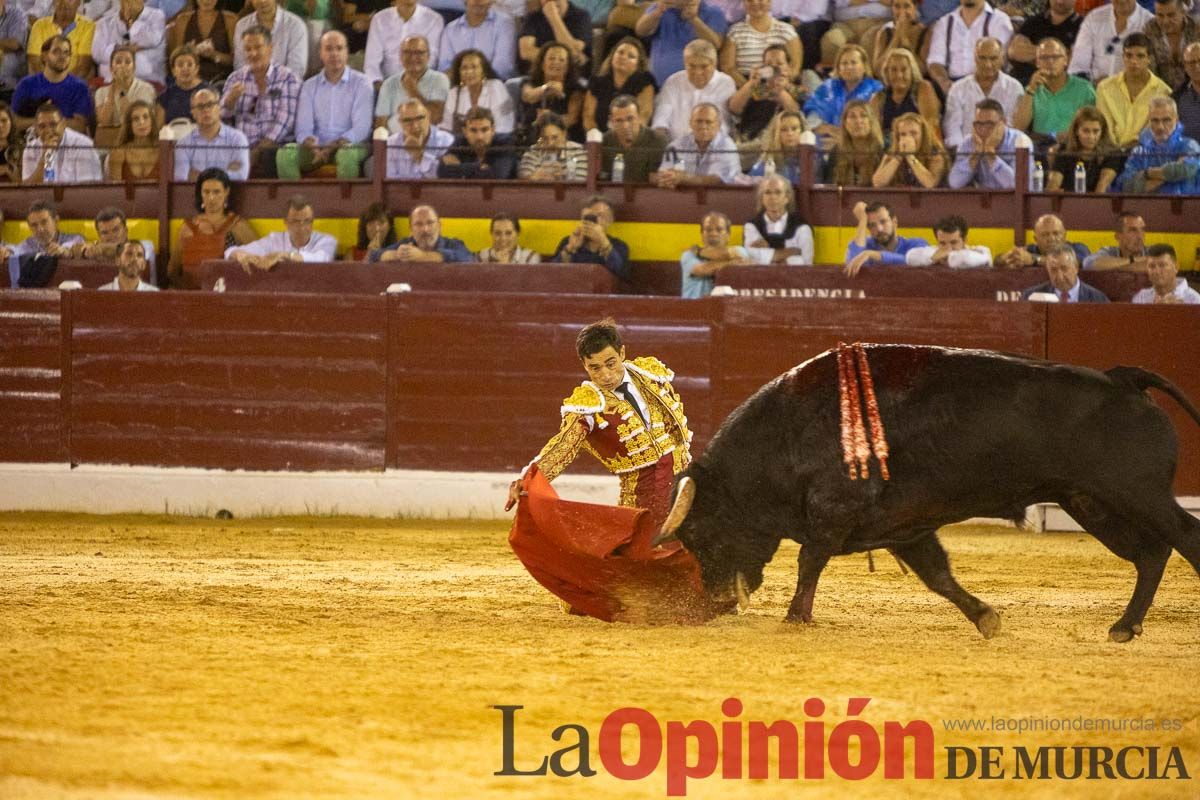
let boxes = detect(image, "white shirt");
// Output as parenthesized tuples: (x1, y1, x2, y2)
(385, 126, 455, 178)
(363, 4, 446, 85)
(609, 368, 650, 430)
(440, 80, 516, 134)
(744, 214, 814, 265)
(21, 127, 103, 182)
(942, 72, 1023, 149)
(234, 9, 309, 79)
(92, 4, 167, 83)
(662, 130, 744, 184)
(1068, 3, 1153, 82)
(652, 69, 736, 141)
(1131, 278, 1200, 304)
(99, 277, 159, 291)
(927, 4, 1013, 81)
(904, 244, 992, 268)
(225, 230, 338, 262)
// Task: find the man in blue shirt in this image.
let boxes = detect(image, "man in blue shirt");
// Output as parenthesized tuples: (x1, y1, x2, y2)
(277, 31, 374, 179)
(843, 200, 929, 277)
(12, 36, 93, 133)
(174, 87, 251, 180)
(948, 98, 1035, 190)
(437, 0, 516, 78)
(635, 0, 727, 86)
(373, 204, 475, 262)
(553, 195, 631, 281)
(1115, 96, 1200, 194)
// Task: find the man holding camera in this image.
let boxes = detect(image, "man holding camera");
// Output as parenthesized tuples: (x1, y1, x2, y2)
(727, 44, 803, 143)
(552, 195, 630, 281)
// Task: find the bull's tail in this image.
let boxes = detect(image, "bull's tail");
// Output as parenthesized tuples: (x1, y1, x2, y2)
(1107, 366, 1200, 428)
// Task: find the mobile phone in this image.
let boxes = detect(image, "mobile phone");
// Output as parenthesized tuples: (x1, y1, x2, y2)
(758, 66, 774, 81)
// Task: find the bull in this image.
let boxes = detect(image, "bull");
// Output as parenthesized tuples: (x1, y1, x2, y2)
(653, 344, 1200, 641)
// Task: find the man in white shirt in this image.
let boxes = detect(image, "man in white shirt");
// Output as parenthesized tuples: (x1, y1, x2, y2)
(91, 0, 166, 83)
(1068, 0, 1153, 82)
(233, 0, 308, 78)
(927, 0, 1013, 95)
(651, 39, 734, 141)
(650, 102, 743, 186)
(98, 240, 160, 291)
(364, 0, 444, 86)
(904, 215, 993, 268)
(942, 37, 1023, 149)
(21, 100, 103, 182)
(225, 195, 338, 268)
(1131, 243, 1200, 304)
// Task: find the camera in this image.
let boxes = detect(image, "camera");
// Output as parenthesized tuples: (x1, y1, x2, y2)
(582, 214, 599, 223)
(758, 66, 775, 81)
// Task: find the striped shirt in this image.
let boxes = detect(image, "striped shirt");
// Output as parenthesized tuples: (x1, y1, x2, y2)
(221, 62, 302, 146)
(726, 19, 798, 76)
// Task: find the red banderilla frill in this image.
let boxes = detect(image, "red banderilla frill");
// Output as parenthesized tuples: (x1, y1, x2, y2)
(836, 342, 891, 481)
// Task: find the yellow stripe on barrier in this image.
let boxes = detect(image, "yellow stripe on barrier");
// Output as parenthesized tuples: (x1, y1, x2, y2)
(4, 219, 1196, 271)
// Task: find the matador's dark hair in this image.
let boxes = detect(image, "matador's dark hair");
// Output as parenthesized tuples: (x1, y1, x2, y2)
(576, 318, 622, 360)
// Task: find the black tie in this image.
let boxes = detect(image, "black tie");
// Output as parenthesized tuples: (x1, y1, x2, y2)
(616, 382, 646, 425)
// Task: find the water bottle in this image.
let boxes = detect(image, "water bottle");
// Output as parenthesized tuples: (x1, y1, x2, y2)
(566, 152, 579, 181)
(1074, 161, 1088, 194)
(763, 155, 776, 178)
(1032, 160, 1044, 192)
(611, 153, 625, 182)
(42, 149, 56, 183)
(673, 149, 687, 177)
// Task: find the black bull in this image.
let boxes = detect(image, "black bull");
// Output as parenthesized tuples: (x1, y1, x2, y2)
(654, 344, 1200, 641)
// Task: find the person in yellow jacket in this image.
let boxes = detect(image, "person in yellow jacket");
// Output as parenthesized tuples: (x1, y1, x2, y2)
(505, 317, 692, 523)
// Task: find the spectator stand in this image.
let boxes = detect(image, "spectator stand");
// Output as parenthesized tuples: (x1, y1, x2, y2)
(2, 141, 1200, 293)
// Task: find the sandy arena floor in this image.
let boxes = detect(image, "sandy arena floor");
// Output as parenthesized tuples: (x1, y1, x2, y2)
(0, 512, 1197, 799)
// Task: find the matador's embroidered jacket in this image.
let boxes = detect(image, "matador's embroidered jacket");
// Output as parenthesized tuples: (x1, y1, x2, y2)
(527, 356, 693, 508)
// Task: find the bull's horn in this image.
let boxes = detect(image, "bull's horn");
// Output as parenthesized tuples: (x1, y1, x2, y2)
(735, 572, 751, 611)
(653, 477, 696, 546)
(650, 529, 678, 547)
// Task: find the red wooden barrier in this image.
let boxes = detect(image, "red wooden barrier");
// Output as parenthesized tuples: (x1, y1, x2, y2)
(1046, 304, 1200, 495)
(716, 265, 1151, 302)
(0, 291, 66, 462)
(198, 260, 619, 295)
(67, 291, 389, 470)
(1, 290, 1196, 495)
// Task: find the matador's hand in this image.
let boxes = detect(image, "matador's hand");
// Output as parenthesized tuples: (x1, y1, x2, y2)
(504, 479, 524, 512)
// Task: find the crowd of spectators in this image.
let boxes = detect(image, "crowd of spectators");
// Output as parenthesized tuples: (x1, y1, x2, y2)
(0, 0, 1196, 301)
(1, 0, 1198, 193)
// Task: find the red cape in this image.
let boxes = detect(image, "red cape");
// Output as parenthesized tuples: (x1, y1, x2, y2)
(508, 466, 728, 624)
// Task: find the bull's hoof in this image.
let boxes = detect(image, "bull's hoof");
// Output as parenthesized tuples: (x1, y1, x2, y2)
(974, 608, 1001, 639)
(783, 611, 813, 624)
(1108, 626, 1137, 643)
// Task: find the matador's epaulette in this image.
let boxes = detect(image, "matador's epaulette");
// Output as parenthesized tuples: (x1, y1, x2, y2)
(561, 381, 605, 416)
(626, 356, 674, 383)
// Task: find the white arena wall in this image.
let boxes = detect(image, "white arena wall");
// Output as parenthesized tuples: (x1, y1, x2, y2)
(1, 463, 1197, 531)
